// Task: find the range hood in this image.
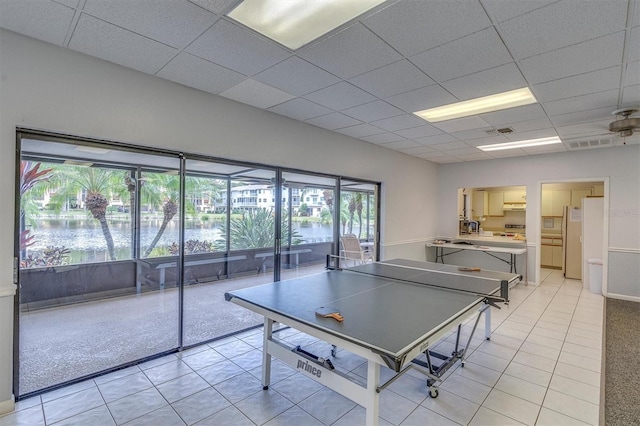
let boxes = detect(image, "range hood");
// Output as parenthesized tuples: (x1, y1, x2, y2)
(503, 203, 526, 211)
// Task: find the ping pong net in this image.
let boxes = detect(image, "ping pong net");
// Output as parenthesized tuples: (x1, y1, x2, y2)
(337, 258, 515, 303)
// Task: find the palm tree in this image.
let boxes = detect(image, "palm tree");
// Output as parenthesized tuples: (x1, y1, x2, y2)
(61, 167, 125, 260)
(355, 193, 364, 239)
(141, 174, 221, 257)
(19, 161, 53, 250)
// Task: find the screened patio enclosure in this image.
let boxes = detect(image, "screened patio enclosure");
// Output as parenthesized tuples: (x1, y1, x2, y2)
(15, 130, 380, 397)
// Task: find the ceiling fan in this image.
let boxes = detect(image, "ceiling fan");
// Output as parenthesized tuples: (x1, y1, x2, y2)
(608, 107, 640, 142)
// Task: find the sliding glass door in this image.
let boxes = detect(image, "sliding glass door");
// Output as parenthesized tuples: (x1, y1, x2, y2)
(17, 135, 181, 395)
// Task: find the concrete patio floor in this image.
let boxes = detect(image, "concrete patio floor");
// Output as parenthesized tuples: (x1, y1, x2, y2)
(18, 263, 327, 396)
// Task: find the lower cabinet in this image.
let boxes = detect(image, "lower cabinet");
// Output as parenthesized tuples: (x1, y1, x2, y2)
(541, 237, 563, 269)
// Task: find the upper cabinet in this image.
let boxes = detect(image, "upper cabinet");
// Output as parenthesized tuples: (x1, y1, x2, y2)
(541, 190, 570, 217)
(503, 190, 526, 203)
(571, 189, 592, 208)
(471, 190, 488, 219)
(488, 191, 504, 216)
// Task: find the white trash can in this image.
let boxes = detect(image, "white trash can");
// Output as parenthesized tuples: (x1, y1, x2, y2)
(588, 258, 603, 294)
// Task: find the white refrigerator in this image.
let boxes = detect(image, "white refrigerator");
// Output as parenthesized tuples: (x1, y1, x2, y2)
(562, 206, 582, 279)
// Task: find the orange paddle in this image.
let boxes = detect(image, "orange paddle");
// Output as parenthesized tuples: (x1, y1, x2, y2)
(315, 307, 344, 322)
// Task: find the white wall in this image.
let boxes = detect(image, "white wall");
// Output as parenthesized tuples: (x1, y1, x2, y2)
(0, 30, 439, 406)
(436, 147, 640, 295)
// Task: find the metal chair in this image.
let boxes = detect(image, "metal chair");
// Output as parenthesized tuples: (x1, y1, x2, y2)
(339, 234, 373, 266)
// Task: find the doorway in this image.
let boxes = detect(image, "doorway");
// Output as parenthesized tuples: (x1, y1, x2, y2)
(538, 179, 608, 291)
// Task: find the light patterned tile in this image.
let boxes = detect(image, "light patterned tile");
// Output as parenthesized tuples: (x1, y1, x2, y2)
(558, 351, 601, 373)
(441, 374, 492, 404)
(553, 362, 601, 387)
(549, 374, 601, 405)
(482, 389, 540, 425)
(542, 389, 599, 425)
(536, 407, 591, 425)
(504, 362, 552, 388)
(421, 388, 480, 425)
(469, 406, 526, 425)
(494, 374, 546, 405)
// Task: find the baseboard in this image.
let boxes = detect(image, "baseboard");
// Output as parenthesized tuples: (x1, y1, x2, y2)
(0, 396, 15, 415)
(606, 293, 640, 303)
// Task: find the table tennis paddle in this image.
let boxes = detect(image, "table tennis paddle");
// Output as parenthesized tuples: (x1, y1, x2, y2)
(315, 307, 344, 322)
(458, 267, 481, 272)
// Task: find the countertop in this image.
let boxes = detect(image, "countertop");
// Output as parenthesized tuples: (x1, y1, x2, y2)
(433, 234, 527, 247)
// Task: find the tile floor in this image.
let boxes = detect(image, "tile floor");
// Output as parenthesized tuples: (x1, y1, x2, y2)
(1, 268, 604, 425)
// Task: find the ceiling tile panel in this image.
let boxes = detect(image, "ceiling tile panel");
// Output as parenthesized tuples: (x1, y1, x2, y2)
(349, 60, 434, 98)
(545, 89, 620, 116)
(480, 0, 556, 23)
(0, 0, 75, 45)
(556, 119, 612, 137)
(341, 101, 404, 122)
(157, 52, 245, 94)
(69, 14, 178, 74)
(549, 107, 618, 127)
(394, 124, 443, 139)
(335, 123, 385, 138)
(370, 114, 427, 132)
(431, 141, 475, 151)
(522, 144, 567, 155)
(464, 135, 510, 147)
(361, 133, 407, 144)
(628, 26, 640, 62)
(508, 117, 555, 133)
(304, 113, 362, 130)
(455, 152, 494, 161)
(297, 23, 402, 79)
(185, 19, 290, 75)
(504, 128, 558, 142)
(450, 127, 496, 141)
(267, 98, 333, 121)
(411, 27, 513, 83)
(498, 0, 628, 59)
(441, 62, 527, 100)
(254, 57, 340, 96)
(187, 0, 238, 15)
(219, 79, 295, 109)
(432, 116, 491, 133)
(414, 133, 458, 146)
(384, 85, 458, 113)
(480, 104, 547, 126)
(625, 61, 640, 86)
(533, 66, 622, 103)
(83, 0, 218, 48)
(622, 84, 640, 104)
(379, 140, 422, 150)
(399, 145, 438, 155)
(304, 82, 377, 110)
(363, 0, 491, 56)
(520, 32, 625, 84)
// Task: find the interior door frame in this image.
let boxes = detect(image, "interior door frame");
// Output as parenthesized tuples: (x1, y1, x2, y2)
(536, 177, 609, 292)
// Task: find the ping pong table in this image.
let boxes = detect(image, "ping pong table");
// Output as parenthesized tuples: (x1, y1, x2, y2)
(225, 258, 520, 425)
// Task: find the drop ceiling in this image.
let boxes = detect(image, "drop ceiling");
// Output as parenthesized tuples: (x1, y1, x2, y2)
(1, 0, 639, 163)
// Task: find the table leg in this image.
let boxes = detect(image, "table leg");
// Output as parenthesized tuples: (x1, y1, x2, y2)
(484, 305, 492, 340)
(262, 317, 274, 389)
(365, 360, 380, 426)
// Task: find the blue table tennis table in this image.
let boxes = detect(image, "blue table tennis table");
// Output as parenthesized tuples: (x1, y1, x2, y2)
(225, 258, 520, 425)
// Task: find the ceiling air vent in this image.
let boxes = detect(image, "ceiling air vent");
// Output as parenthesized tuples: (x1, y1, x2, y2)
(566, 137, 613, 150)
(496, 127, 514, 134)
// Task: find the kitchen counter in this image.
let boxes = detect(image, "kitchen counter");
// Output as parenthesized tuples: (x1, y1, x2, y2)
(435, 234, 527, 246)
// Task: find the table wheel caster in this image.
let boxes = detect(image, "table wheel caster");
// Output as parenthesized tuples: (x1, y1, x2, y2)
(429, 388, 439, 398)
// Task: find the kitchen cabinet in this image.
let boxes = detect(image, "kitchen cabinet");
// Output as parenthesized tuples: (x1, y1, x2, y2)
(471, 191, 488, 219)
(541, 190, 570, 217)
(488, 191, 504, 216)
(504, 190, 526, 203)
(541, 235, 563, 268)
(593, 184, 604, 196)
(571, 189, 592, 208)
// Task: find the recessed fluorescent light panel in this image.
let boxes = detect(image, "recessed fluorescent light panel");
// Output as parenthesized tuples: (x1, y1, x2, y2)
(227, 0, 387, 50)
(478, 136, 562, 152)
(414, 87, 537, 123)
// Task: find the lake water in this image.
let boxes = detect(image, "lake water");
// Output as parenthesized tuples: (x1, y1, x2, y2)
(26, 219, 339, 252)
